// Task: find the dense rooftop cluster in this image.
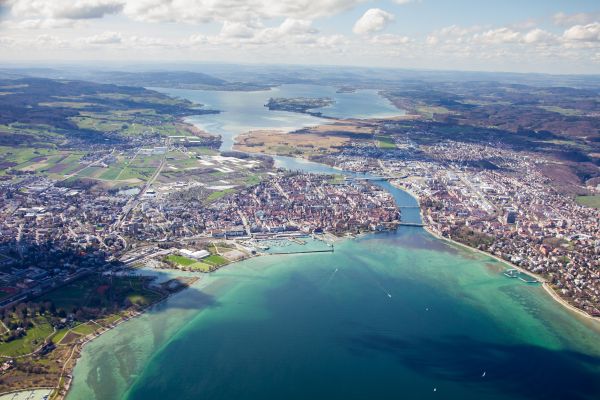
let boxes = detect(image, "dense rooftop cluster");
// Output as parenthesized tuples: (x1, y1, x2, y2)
(321, 127, 600, 317)
(128, 173, 399, 240)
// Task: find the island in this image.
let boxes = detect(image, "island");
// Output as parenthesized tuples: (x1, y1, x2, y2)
(265, 97, 335, 116)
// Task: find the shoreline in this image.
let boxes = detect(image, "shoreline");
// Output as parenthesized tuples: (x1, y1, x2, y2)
(57, 176, 596, 400)
(424, 216, 600, 324)
(52, 93, 598, 399)
(12, 277, 201, 400)
(225, 143, 600, 325)
(388, 180, 600, 324)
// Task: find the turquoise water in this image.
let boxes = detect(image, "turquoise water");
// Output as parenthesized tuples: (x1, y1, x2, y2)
(66, 87, 600, 400)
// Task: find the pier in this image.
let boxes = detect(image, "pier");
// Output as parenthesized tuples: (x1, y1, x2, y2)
(503, 269, 539, 283)
(267, 248, 334, 255)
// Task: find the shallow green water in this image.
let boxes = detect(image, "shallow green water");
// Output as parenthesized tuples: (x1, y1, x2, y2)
(66, 86, 600, 400)
(67, 229, 600, 400)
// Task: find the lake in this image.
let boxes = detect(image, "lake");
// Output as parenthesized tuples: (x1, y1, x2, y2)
(67, 86, 600, 400)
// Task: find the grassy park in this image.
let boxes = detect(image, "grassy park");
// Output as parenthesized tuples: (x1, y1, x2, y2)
(164, 250, 230, 273)
(576, 195, 600, 209)
(375, 135, 396, 149)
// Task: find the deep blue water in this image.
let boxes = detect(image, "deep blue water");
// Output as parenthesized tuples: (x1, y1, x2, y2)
(67, 86, 600, 400)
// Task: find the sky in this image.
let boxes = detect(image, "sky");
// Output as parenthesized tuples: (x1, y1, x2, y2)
(0, 0, 599, 74)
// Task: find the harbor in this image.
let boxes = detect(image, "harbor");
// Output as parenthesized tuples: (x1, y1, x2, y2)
(503, 268, 539, 284)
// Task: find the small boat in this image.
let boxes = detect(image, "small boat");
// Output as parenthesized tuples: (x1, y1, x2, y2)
(482, 371, 486, 378)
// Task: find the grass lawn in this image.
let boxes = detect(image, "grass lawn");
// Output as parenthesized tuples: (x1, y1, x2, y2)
(119, 166, 155, 181)
(416, 105, 451, 118)
(188, 262, 215, 272)
(51, 328, 70, 345)
(165, 254, 197, 266)
(244, 174, 262, 186)
(75, 166, 104, 178)
(329, 174, 346, 185)
(127, 293, 158, 306)
(98, 166, 125, 180)
(204, 255, 229, 267)
(41, 275, 160, 310)
(576, 195, 600, 209)
(0, 319, 54, 357)
(97, 314, 122, 327)
(205, 189, 235, 203)
(41, 280, 92, 310)
(71, 322, 97, 336)
(375, 135, 396, 149)
(538, 106, 584, 116)
(194, 147, 218, 156)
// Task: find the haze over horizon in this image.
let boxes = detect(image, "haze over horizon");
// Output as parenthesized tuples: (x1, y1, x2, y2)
(1, 0, 599, 75)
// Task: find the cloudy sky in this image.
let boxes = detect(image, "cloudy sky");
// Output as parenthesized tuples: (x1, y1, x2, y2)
(0, 0, 599, 74)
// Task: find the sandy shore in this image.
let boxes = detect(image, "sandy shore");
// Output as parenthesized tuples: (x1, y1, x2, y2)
(429, 225, 599, 323)
(425, 217, 600, 325)
(49, 277, 200, 400)
(388, 180, 600, 324)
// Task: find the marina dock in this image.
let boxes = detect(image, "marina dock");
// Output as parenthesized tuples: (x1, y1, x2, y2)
(503, 269, 539, 283)
(267, 248, 334, 255)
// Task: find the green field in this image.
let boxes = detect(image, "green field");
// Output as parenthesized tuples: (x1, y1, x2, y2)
(206, 189, 235, 203)
(0, 147, 86, 179)
(0, 275, 164, 356)
(244, 174, 262, 186)
(203, 255, 229, 267)
(40, 275, 161, 310)
(119, 166, 155, 181)
(71, 322, 97, 336)
(576, 195, 600, 209)
(375, 135, 396, 149)
(0, 319, 54, 357)
(416, 105, 451, 118)
(539, 106, 584, 116)
(51, 328, 70, 344)
(165, 252, 229, 271)
(98, 166, 125, 180)
(187, 262, 215, 272)
(165, 254, 197, 266)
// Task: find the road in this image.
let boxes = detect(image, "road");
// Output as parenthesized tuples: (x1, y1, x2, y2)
(112, 139, 170, 232)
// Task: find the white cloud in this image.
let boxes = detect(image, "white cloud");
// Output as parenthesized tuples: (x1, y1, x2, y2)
(474, 27, 520, 44)
(425, 35, 439, 46)
(2, 18, 79, 29)
(353, 8, 394, 35)
(84, 31, 122, 44)
(278, 18, 317, 35)
(425, 25, 482, 45)
(7, 0, 123, 20)
(563, 22, 600, 42)
(220, 21, 260, 39)
(0, 37, 16, 47)
(393, 0, 415, 4)
(438, 25, 474, 37)
(33, 34, 68, 47)
(314, 34, 348, 49)
(127, 35, 172, 48)
(553, 12, 600, 27)
(121, 0, 366, 23)
(187, 18, 320, 47)
(522, 28, 557, 44)
(371, 34, 410, 45)
(4, 0, 367, 24)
